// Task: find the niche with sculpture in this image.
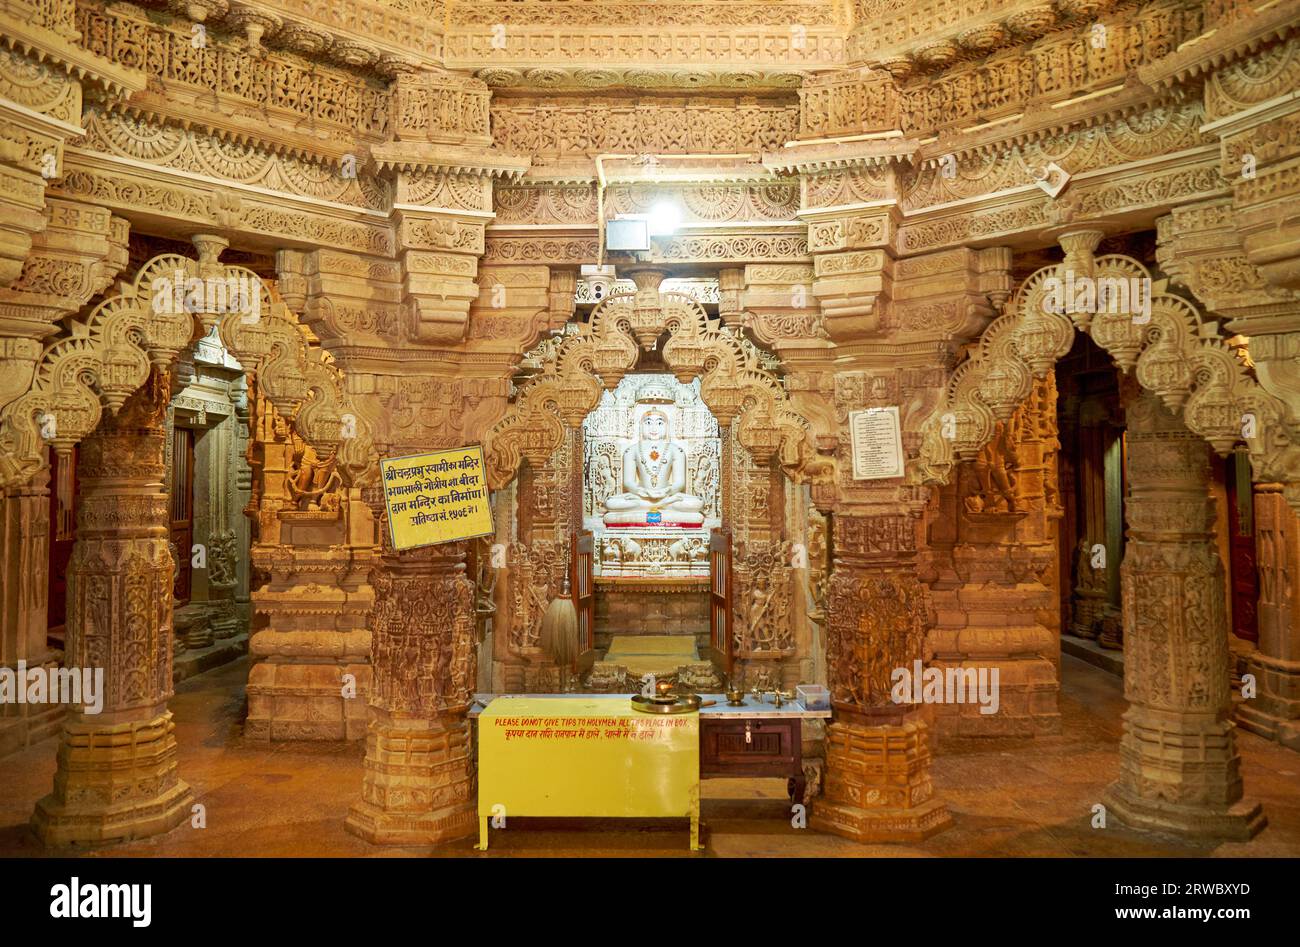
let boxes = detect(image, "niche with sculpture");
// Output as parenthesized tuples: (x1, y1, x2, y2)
(583, 374, 720, 578)
(482, 267, 836, 692)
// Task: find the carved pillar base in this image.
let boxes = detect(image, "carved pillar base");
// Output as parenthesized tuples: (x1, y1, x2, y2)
(1097, 606, 1124, 650)
(811, 710, 951, 842)
(208, 594, 240, 639)
(246, 495, 375, 741)
(32, 712, 193, 846)
(177, 604, 214, 650)
(345, 711, 476, 845)
(929, 659, 1060, 737)
(1102, 709, 1265, 840)
(1236, 651, 1300, 750)
(1069, 592, 1105, 639)
(929, 551, 1061, 737)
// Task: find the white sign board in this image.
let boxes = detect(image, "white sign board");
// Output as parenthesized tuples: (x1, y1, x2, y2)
(849, 407, 905, 480)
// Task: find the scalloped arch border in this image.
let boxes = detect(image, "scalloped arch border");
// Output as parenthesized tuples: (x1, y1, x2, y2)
(0, 243, 376, 491)
(917, 251, 1300, 513)
(481, 283, 833, 491)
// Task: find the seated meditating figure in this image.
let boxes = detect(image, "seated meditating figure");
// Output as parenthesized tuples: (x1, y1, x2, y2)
(602, 408, 705, 526)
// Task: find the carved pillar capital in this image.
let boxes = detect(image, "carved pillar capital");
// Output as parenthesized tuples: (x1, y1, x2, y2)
(393, 205, 486, 345)
(275, 247, 406, 353)
(811, 239, 895, 343)
(0, 28, 141, 287)
(1155, 202, 1300, 454)
(891, 246, 1011, 347)
(1208, 37, 1300, 292)
(465, 264, 573, 359)
(0, 200, 129, 411)
(1057, 228, 1105, 279)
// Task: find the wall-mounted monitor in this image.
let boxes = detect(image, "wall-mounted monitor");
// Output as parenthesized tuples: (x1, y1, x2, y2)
(606, 218, 650, 251)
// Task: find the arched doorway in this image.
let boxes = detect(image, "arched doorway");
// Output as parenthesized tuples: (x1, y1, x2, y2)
(478, 267, 832, 696)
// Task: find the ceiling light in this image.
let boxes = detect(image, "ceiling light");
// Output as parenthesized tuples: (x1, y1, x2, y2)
(647, 202, 681, 236)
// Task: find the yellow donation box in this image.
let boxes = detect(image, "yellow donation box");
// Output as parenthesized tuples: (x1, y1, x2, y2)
(477, 697, 701, 850)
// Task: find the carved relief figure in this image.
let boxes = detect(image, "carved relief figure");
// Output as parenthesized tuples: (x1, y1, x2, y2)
(586, 449, 618, 515)
(286, 440, 342, 512)
(965, 415, 1021, 513)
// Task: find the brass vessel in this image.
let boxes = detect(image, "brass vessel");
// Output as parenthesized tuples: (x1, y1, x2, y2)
(630, 693, 702, 715)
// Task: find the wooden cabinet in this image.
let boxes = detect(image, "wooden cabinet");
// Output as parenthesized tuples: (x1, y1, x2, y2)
(701, 717, 805, 802)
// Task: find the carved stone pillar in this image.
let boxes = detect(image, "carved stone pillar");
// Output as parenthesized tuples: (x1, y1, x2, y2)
(32, 368, 194, 845)
(232, 383, 252, 624)
(241, 347, 376, 741)
(1237, 484, 1300, 750)
(811, 511, 951, 842)
(1156, 199, 1300, 747)
(1102, 392, 1264, 840)
(0, 467, 56, 756)
(345, 489, 477, 845)
(926, 374, 1061, 736)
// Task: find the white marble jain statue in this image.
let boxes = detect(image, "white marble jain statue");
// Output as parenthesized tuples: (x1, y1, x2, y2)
(602, 407, 705, 526)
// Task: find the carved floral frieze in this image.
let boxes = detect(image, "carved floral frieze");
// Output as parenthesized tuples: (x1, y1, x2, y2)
(490, 99, 799, 159)
(79, 107, 390, 210)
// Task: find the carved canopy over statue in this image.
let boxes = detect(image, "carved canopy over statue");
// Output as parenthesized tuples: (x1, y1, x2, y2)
(482, 268, 833, 495)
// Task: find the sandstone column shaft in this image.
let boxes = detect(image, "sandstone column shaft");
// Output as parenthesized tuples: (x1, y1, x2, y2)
(0, 470, 55, 755)
(1102, 392, 1264, 840)
(811, 512, 951, 842)
(346, 489, 477, 845)
(1237, 483, 1300, 750)
(32, 367, 194, 845)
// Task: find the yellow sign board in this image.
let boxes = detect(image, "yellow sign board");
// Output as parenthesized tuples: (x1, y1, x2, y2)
(477, 696, 701, 850)
(379, 446, 494, 551)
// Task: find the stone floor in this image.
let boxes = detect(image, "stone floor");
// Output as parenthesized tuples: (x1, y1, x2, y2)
(1, 654, 1298, 857)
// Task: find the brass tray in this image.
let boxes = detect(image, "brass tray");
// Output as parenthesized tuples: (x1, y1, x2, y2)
(630, 693, 702, 715)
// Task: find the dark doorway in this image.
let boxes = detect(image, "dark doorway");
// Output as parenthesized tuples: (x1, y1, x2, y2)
(1225, 450, 1259, 644)
(47, 446, 78, 638)
(169, 426, 195, 604)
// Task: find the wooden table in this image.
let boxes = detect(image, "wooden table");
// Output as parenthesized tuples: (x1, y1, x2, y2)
(697, 695, 831, 803)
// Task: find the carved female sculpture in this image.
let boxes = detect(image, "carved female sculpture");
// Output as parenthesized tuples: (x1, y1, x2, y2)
(602, 408, 705, 526)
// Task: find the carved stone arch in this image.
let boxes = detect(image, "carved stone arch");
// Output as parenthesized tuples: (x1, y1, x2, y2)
(0, 235, 377, 491)
(482, 270, 833, 491)
(918, 249, 1300, 513)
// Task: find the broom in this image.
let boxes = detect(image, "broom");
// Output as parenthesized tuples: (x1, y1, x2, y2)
(539, 573, 580, 691)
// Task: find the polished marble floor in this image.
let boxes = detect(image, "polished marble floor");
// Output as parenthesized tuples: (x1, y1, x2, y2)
(1, 654, 1297, 857)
